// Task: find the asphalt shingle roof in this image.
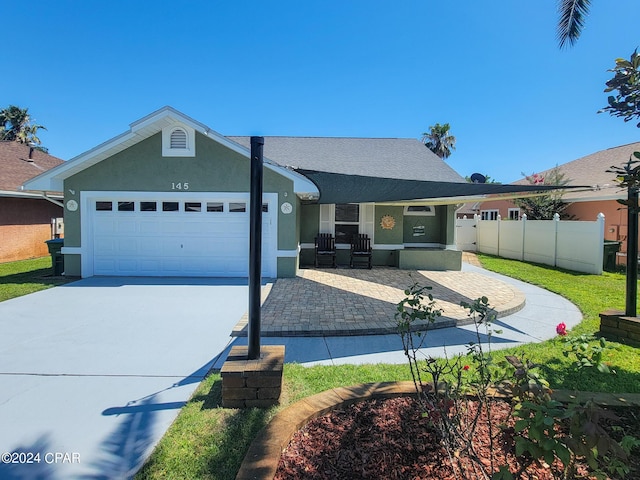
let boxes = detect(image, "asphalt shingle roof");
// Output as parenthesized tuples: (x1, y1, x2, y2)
(227, 136, 465, 183)
(0, 142, 64, 192)
(515, 141, 640, 201)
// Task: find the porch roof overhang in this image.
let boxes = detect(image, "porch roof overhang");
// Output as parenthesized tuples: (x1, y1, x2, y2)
(295, 169, 589, 205)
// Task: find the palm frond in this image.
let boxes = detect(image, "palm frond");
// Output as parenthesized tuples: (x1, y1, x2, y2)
(557, 0, 591, 48)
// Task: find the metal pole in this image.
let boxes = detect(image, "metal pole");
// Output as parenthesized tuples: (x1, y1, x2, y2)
(248, 136, 264, 359)
(626, 186, 638, 317)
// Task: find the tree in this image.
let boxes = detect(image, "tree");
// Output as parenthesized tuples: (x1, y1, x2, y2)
(557, 0, 592, 48)
(600, 49, 640, 127)
(0, 105, 47, 147)
(513, 167, 572, 220)
(421, 123, 456, 159)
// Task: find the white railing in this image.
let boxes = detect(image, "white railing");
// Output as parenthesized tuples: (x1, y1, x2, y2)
(456, 213, 605, 274)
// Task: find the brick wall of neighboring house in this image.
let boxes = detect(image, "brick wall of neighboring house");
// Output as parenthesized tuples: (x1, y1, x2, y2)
(0, 197, 63, 263)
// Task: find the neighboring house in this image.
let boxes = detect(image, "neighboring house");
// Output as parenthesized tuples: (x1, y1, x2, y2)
(0, 142, 64, 263)
(23, 107, 555, 278)
(456, 141, 640, 261)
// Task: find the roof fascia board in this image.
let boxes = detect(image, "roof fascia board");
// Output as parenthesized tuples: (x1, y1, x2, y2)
(0, 189, 63, 200)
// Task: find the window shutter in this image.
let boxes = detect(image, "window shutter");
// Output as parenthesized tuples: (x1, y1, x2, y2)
(361, 203, 375, 241)
(319, 204, 333, 234)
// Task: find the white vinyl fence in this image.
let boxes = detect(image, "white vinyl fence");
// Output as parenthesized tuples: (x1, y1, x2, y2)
(456, 213, 605, 274)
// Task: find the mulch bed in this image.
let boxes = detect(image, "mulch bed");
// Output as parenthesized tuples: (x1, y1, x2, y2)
(274, 396, 640, 480)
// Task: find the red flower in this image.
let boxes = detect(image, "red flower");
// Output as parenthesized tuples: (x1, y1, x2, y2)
(556, 322, 567, 336)
(462, 365, 470, 371)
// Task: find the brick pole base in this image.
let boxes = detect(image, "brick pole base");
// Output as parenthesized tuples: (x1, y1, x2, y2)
(220, 345, 285, 408)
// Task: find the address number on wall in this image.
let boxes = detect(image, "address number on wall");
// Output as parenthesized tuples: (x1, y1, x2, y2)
(171, 182, 190, 190)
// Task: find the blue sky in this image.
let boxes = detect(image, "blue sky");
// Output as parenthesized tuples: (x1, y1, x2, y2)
(4, 1, 639, 182)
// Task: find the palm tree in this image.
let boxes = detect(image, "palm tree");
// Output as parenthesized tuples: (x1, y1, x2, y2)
(421, 123, 456, 159)
(557, 0, 592, 48)
(0, 105, 46, 146)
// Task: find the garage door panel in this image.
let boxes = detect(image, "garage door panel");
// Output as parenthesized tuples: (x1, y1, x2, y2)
(139, 259, 162, 274)
(116, 259, 138, 274)
(116, 220, 137, 234)
(94, 238, 116, 254)
(139, 221, 161, 234)
(90, 194, 277, 277)
(116, 238, 138, 255)
(94, 218, 116, 234)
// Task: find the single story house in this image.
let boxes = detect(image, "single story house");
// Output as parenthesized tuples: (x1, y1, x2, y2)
(456, 142, 639, 260)
(0, 141, 64, 263)
(24, 107, 559, 278)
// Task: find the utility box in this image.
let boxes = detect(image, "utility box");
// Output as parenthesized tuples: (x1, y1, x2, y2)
(45, 238, 64, 276)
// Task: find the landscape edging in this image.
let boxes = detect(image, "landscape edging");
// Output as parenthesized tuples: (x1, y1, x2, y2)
(235, 381, 640, 480)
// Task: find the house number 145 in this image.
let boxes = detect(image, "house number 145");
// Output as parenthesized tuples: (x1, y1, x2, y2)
(171, 182, 190, 190)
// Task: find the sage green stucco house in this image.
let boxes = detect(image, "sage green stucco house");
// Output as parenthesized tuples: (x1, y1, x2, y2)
(23, 107, 493, 278)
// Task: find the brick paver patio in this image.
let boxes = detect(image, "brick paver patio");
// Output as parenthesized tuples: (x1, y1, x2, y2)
(233, 262, 525, 337)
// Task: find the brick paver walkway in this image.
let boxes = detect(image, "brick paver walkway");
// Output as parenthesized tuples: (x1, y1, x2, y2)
(233, 262, 525, 337)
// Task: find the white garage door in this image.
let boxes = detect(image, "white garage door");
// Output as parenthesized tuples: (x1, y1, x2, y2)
(88, 193, 277, 277)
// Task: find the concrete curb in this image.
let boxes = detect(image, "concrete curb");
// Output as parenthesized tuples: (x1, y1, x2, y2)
(235, 381, 640, 480)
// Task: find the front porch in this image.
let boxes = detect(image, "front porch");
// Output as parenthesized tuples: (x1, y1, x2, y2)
(299, 246, 463, 271)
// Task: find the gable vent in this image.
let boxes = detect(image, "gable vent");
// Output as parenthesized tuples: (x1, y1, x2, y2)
(170, 128, 188, 149)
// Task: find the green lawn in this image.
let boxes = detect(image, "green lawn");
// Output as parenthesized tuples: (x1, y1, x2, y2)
(0, 257, 72, 302)
(137, 255, 640, 480)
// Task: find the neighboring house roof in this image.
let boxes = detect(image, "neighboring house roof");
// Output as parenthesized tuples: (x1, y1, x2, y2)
(455, 141, 640, 214)
(0, 141, 64, 199)
(456, 202, 481, 216)
(515, 141, 640, 202)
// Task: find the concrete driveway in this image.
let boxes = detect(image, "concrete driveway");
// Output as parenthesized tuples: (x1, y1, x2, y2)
(0, 277, 250, 479)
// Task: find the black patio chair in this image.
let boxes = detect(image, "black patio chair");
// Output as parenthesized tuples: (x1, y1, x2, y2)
(315, 233, 337, 268)
(350, 234, 372, 269)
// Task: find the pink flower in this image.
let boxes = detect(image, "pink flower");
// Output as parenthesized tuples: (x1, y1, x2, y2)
(462, 365, 470, 371)
(556, 322, 567, 336)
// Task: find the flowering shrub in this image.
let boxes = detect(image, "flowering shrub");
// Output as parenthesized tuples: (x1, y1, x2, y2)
(396, 285, 634, 479)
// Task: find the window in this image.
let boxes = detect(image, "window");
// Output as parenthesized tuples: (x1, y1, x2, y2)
(481, 209, 499, 221)
(118, 201, 135, 212)
(207, 202, 224, 212)
(230, 202, 246, 213)
(140, 201, 157, 212)
(335, 203, 359, 244)
(185, 202, 201, 212)
(404, 205, 435, 216)
(508, 208, 521, 220)
(162, 201, 179, 212)
(96, 201, 112, 211)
